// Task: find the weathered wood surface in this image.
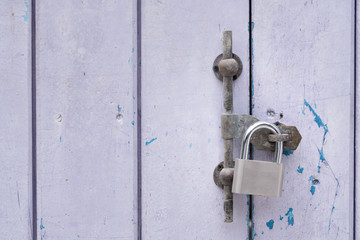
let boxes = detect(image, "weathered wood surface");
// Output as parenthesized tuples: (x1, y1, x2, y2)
(252, 0, 355, 239)
(36, 1, 137, 239)
(0, 1, 32, 239)
(141, 1, 250, 238)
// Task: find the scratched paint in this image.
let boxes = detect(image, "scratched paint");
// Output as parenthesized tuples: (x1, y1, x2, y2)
(145, 138, 157, 146)
(266, 219, 274, 230)
(303, 100, 339, 231)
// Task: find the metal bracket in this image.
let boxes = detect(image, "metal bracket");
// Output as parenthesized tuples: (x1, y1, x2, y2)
(214, 117, 302, 189)
(213, 53, 243, 81)
(213, 31, 302, 223)
(221, 114, 302, 151)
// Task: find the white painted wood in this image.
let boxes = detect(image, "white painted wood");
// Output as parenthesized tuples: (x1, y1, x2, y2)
(36, 1, 137, 239)
(252, 0, 355, 239)
(0, 1, 32, 239)
(141, 1, 250, 238)
(356, 0, 359, 238)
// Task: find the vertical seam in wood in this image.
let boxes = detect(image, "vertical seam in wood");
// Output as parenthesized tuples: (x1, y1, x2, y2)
(137, 0, 142, 239)
(248, 1, 254, 240)
(354, 1, 357, 239)
(31, 0, 37, 239)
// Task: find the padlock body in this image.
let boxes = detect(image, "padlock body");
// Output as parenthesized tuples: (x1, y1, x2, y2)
(232, 159, 284, 197)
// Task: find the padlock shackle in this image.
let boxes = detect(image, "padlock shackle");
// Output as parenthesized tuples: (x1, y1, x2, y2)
(240, 121, 283, 163)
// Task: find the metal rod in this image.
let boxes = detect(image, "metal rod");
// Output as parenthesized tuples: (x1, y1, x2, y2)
(222, 31, 234, 222)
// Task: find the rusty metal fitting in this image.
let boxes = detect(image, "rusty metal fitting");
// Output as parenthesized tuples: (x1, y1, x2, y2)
(218, 59, 239, 77)
(219, 168, 234, 186)
(268, 133, 291, 142)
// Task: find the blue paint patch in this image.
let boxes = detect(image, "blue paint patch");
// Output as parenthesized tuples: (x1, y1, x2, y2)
(266, 219, 274, 230)
(261, 231, 264, 235)
(310, 185, 316, 195)
(285, 208, 294, 226)
(40, 218, 45, 230)
(280, 215, 284, 221)
(131, 121, 135, 126)
(22, 2, 29, 22)
(315, 146, 326, 173)
(83, 72, 86, 76)
(117, 105, 122, 112)
(59, 136, 62, 143)
(145, 138, 157, 146)
(297, 165, 304, 173)
(283, 150, 294, 156)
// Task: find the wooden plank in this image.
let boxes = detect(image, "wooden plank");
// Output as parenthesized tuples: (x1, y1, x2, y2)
(251, 0, 354, 239)
(36, 1, 137, 239)
(0, 1, 32, 239)
(141, 1, 250, 238)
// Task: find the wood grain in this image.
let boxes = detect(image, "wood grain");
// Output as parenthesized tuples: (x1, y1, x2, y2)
(36, 1, 137, 239)
(141, 0, 250, 238)
(0, 1, 32, 239)
(252, 0, 355, 239)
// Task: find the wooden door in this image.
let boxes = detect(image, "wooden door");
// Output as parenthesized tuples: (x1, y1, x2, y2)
(1, 1, 357, 239)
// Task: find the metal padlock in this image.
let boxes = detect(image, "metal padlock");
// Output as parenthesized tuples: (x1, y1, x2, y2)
(232, 121, 284, 197)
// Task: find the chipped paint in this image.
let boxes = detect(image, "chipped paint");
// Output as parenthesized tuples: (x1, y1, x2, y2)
(283, 150, 294, 156)
(310, 185, 316, 195)
(266, 219, 274, 230)
(285, 208, 294, 226)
